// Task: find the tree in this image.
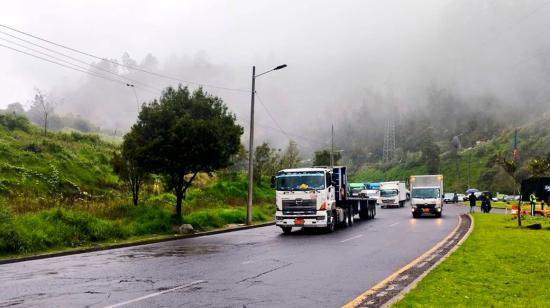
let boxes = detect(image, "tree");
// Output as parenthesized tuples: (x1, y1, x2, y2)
(313, 149, 341, 166)
(527, 152, 550, 176)
(280, 140, 301, 169)
(113, 130, 148, 205)
(29, 89, 55, 136)
(6, 102, 24, 114)
(419, 128, 440, 174)
(495, 155, 522, 226)
(125, 85, 242, 217)
(253, 142, 281, 183)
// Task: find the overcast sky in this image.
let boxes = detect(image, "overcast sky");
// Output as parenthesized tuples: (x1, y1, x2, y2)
(1, 0, 550, 150)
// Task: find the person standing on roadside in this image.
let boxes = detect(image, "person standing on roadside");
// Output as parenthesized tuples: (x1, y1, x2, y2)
(479, 194, 487, 213)
(469, 192, 477, 213)
(529, 192, 537, 216)
(486, 194, 492, 213)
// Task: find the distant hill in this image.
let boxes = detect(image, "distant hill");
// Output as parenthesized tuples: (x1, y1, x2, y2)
(351, 116, 550, 194)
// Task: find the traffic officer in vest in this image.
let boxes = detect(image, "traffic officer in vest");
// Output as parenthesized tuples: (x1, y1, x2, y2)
(529, 192, 537, 216)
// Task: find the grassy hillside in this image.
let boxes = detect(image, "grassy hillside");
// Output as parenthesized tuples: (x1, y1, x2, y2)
(351, 117, 550, 194)
(0, 114, 275, 256)
(0, 114, 119, 208)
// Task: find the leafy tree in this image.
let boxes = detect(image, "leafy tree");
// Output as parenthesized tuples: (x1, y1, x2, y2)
(125, 85, 242, 217)
(280, 140, 301, 169)
(6, 102, 25, 114)
(313, 149, 341, 166)
(113, 130, 148, 205)
(254, 142, 281, 183)
(419, 128, 440, 173)
(527, 152, 550, 176)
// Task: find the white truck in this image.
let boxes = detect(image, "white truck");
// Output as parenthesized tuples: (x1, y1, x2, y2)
(272, 166, 376, 234)
(379, 181, 407, 208)
(409, 175, 444, 218)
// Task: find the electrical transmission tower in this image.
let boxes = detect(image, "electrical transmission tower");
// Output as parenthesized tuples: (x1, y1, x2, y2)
(383, 117, 396, 163)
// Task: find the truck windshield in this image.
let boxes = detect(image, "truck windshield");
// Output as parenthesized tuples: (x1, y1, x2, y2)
(412, 188, 440, 199)
(380, 189, 397, 197)
(276, 173, 325, 191)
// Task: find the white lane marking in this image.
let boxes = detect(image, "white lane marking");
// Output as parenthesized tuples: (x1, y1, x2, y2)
(340, 234, 363, 243)
(388, 222, 400, 227)
(242, 260, 254, 265)
(103, 280, 206, 308)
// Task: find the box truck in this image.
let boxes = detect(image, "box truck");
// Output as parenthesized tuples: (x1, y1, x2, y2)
(410, 175, 444, 218)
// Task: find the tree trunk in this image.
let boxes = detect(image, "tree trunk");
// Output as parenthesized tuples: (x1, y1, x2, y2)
(175, 174, 185, 217)
(44, 113, 48, 136)
(132, 177, 140, 206)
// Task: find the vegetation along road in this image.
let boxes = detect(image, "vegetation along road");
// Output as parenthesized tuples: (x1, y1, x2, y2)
(0, 204, 466, 307)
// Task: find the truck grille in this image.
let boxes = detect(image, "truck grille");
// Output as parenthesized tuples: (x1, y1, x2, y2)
(282, 199, 316, 215)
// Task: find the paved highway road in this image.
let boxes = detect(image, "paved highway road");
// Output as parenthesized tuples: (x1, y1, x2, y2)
(0, 204, 467, 307)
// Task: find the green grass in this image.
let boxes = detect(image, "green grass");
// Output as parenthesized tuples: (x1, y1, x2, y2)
(394, 214, 550, 307)
(0, 201, 274, 256)
(0, 115, 120, 208)
(0, 115, 277, 257)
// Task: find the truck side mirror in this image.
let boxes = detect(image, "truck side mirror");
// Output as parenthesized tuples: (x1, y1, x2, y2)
(270, 176, 276, 189)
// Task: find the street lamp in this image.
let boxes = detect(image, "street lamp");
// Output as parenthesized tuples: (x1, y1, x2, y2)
(247, 64, 287, 225)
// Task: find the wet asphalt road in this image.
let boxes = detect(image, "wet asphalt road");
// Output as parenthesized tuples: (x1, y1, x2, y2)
(0, 204, 467, 308)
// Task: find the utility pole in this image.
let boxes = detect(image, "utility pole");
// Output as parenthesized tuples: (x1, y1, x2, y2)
(246, 64, 286, 226)
(246, 66, 256, 226)
(467, 152, 471, 189)
(330, 124, 334, 168)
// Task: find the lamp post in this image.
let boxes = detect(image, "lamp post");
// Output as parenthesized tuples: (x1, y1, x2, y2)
(247, 64, 287, 225)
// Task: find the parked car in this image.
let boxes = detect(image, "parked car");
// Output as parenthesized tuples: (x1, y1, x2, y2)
(457, 194, 466, 202)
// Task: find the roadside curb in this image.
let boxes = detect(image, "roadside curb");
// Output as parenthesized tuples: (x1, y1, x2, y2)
(343, 213, 473, 308)
(381, 213, 475, 307)
(0, 221, 275, 265)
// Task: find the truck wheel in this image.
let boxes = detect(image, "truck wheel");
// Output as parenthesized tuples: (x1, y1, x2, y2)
(326, 212, 336, 233)
(339, 209, 349, 228)
(412, 213, 419, 218)
(348, 207, 354, 226)
(435, 212, 442, 218)
(281, 226, 292, 234)
(400, 201, 404, 208)
(372, 204, 376, 218)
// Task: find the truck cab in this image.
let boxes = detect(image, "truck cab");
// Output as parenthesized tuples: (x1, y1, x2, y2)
(410, 175, 444, 218)
(274, 168, 338, 234)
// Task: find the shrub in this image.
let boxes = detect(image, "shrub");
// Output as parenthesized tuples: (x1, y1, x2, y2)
(0, 114, 31, 132)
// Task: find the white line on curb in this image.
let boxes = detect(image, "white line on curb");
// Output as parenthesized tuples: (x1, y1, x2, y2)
(103, 280, 206, 308)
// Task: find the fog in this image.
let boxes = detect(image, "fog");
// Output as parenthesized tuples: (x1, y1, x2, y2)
(1, 0, 550, 154)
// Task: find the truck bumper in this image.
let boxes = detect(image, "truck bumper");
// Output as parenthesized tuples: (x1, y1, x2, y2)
(275, 211, 329, 228)
(411, 206, 442, 215)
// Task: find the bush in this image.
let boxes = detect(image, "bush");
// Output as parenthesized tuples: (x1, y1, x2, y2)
(0, 114, 31, 132)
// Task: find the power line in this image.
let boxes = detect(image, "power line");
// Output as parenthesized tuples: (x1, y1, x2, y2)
(0, 30, 163, 93)
(0, 36, 162, 94)
(0, 24, 250, 93)
(0, 42, 140, 87)
(255, 91, 292, 140)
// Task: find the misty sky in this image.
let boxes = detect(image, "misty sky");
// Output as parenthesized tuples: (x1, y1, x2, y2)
(2, 0, 550, 151)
